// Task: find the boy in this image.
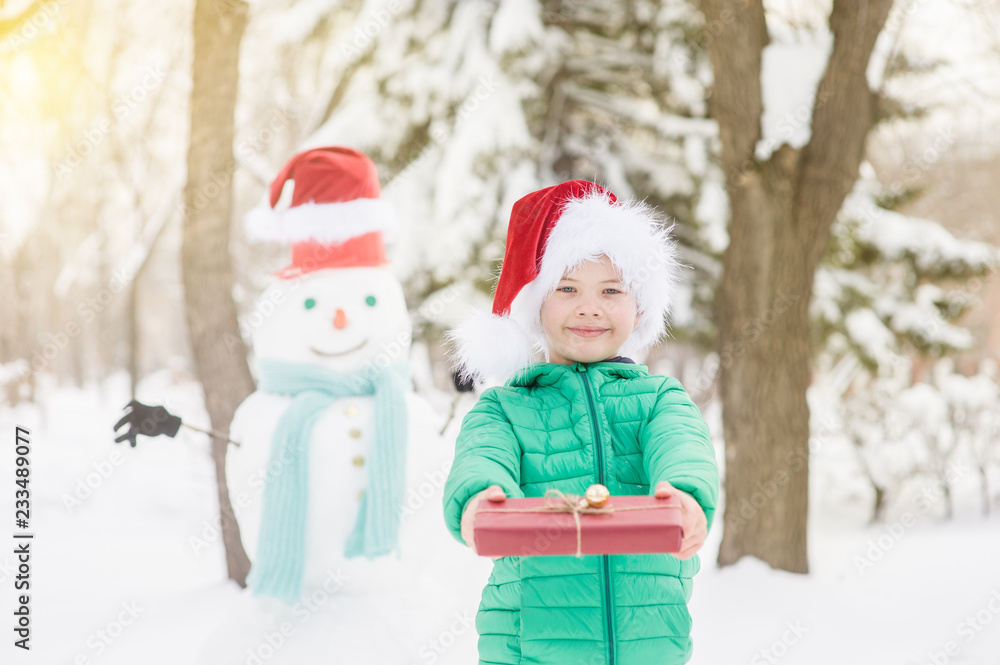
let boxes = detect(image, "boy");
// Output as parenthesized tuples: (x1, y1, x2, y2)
(442, 180, 719, 665)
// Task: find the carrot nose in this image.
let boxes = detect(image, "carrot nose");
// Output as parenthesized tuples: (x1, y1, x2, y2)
(333, 309, 348, 329)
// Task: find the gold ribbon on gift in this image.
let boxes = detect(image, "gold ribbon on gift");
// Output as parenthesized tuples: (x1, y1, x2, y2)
(476, 488, 679, 557)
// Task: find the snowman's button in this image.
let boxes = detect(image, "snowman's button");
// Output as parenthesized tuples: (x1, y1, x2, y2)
(345, 405, 359, 417)
(352, 455, 365, 468)
(349, 428, 363, 439)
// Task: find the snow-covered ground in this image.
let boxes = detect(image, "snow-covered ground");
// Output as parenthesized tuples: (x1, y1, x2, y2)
(1, 371, 998, 665)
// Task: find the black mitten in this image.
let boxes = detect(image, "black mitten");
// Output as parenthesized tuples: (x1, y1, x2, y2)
(113, 400, 183, 448)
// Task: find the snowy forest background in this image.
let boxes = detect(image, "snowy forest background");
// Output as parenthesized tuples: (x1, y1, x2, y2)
(2, 0, 1000, 663)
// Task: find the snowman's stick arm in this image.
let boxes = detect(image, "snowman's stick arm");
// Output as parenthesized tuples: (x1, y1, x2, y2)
(180, 421, 241, 447)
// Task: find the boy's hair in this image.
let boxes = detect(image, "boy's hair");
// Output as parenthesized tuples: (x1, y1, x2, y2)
(447, 180, 683, 386)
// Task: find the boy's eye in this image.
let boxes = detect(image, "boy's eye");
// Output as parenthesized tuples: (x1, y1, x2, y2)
(556, 287, 624, 294)
(304, 298, 317, 310)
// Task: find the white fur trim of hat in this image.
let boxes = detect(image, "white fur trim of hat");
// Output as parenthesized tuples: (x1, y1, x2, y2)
(447, 187, 684, 386)
(245, 198, 397, 244)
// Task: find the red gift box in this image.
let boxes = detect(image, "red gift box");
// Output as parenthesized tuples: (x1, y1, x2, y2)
(473, 491, 683, 557)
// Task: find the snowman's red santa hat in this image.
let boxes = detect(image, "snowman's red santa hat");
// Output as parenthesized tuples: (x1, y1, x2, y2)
(447, 180, 684, 386)
(246, 146, 396, 278)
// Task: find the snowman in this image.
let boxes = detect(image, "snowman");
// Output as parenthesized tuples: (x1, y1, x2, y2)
(227, 146, 415, 604)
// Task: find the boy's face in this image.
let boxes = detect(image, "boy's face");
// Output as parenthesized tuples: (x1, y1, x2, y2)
(540, 255, 640, 366)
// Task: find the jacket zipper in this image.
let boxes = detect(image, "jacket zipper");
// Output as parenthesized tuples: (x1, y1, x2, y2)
(578, 365, 615, 665)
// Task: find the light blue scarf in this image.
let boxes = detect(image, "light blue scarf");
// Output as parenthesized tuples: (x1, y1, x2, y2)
(246, 357, 410, 603)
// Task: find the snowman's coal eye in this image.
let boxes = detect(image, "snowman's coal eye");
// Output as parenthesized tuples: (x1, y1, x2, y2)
(304, 298, 316, 310)
(365, 295, 377, 307)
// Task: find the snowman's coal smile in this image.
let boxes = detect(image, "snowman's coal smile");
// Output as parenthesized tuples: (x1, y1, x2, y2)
(309, 340, 369, 357)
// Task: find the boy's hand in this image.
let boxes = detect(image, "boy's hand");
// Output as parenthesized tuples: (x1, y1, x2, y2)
(655, 481, 707, 560)
(460, 484, 507, 554)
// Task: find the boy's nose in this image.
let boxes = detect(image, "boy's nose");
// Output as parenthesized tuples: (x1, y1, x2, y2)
(576, 295, 604, 316)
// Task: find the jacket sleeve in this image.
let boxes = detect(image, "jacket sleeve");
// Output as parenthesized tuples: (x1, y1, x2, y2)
(442, 388, 524, 545)
(641, 377, 720, 532)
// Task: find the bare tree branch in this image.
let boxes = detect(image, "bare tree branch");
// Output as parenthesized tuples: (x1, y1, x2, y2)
(699, 0, 768, 179)
(795, 0, 895, 263)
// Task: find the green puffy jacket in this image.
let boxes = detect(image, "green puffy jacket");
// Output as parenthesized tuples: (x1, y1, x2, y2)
(442, 360, 719, 665)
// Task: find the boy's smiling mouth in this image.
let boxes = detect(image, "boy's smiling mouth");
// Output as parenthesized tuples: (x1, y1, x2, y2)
(567, 326, 609, 338)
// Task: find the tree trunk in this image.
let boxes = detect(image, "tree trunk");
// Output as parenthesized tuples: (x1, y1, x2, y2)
(980, 465, 991, 516)
(128, 285, 139, 399)
(941, 474, 953, 520)
(715, 164, 814, 571)
(701, 0, 894, 573)
(181, 0, 254, 586)
(872, 484, 887, 524)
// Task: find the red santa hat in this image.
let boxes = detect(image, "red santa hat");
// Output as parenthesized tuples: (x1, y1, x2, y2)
(447, 180, 684, 385)
(246, 146, 396, 279)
